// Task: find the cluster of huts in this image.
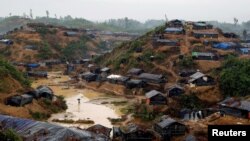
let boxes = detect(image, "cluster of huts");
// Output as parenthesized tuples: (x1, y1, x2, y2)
(5, 86, 54, 107)
(113, 116, 187, 141)
(162, 19, 250, 56)
(0, 115, 111, 141)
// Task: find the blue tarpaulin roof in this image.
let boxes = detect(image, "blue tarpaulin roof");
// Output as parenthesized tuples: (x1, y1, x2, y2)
(26, 63, 40, 68)
(212, 42, 236, 49)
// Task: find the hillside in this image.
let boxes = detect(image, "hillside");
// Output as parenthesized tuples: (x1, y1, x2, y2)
(0, 58, 67, 120)
(0, 22, 133, 63)
(96, 20, 246, 102)
(0, 16, 164, 35)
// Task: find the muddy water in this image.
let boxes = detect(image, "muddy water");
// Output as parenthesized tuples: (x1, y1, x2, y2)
(48, 92, 120, 128)
(33, 72, 120, 129)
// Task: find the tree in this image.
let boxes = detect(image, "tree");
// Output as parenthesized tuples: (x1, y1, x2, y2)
(219, 57, 250, 96)
(30, 9, 33, 19)
(124, 17, 129, 29)
(46, 10, 49, 18)
(233, 18, 238, 26)
(243, 29, 247, 41)
(9, 13, 12, 17)
(165, 14, 168, 22)
(37, 42, 53, 59)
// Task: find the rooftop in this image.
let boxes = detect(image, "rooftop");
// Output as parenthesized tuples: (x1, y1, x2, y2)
(145, 90, 163, 98)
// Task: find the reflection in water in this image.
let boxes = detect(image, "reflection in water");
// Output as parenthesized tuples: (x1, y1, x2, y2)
(77, 103, 80, 113)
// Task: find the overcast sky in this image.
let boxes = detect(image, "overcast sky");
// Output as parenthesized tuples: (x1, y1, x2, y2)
(1, 0, 250, 23)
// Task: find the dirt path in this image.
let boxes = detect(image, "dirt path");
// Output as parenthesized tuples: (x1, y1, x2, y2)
(181, 31, 191, 54)
(152, 54, 179, 84)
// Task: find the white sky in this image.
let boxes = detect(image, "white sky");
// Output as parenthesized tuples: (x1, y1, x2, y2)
(1, 0, 250, 23)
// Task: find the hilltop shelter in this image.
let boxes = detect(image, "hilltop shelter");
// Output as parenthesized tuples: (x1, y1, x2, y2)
(192, 31, 218, 39)
(6, 94, 33, 107)
(212, 42, 237, 50)
(81, 72, 98, 82)
(145, 90, 166, 105)
(165, 27, 185, 34)
(219, 97, 250, 119)
(125, 79, 146, 89)
(167, 85, 185, 97)
(127, 68, 144, 75)
(113, 123, 154, 141)
(154, 117, 186, 140)
(155, 39, 180, 46)
(192, 52, 217, 60)
(107, 74, 129, 85)
(139, 73, 166, 84)
(188, 72, 215, 86)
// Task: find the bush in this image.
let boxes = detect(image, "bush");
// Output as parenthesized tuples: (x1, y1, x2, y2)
(178, 56, 196, 68)
(37, 42, 53, 59)
(219, 57, 250, 96)
(29, 111, 50, 120)
(0, 57, 31, 89)
(61, 40, 87, 60)
(179, 95, 204, 109)
(0, 129, 22, 141)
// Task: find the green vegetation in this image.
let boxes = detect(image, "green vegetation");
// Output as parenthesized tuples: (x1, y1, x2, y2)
(40, 96, 67, 113)
(35, 26, 57, 36)
(0, 129, 22, 141)
(61, 36, 89, 60)
(52, 119, 95, 124)
(110, 101, 127, 106)
(98, 41, 108, 50)
(29, 111, 50, 120)
(108, 117, 126, 125)
(30, 96, 67, 120)
(0, 57, 30, 92)
(179, 95, 204, 109)
(219, 57, 250, 96)
(178, 56, 196, 68)
(37, 41, 53, 59)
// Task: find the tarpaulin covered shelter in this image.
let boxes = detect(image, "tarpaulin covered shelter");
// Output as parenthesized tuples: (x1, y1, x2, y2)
(5, 94, 33, 107)
(165, 27, 184, 34)
(26, 63, 40, 68)
(212, 42, 237, 50)
(36, 85, 54, 100)
(0, 115, 109, 141)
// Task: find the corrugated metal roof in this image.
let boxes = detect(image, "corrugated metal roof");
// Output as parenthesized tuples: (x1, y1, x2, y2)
(127, 79, 143, 84)
(36, 85, 53, 95)
(165, 27, 183, 32)
(101, 67, 110, 72)
(188, 72, 206, 83)
(189, 72, 205, 79)
(127, 68, 143, 74)
(219, 97, 250, 111)
(167, 84, 184, 90)
(156, 118, 177, 129)
(192, 52, 215, 57)
(0, 115, 108, 141)
(139, 73, 163, 81)
(156, 39, 178, 43)
(145, 90, 163, 98)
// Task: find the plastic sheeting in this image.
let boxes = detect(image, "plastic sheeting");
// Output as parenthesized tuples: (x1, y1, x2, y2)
(0, 115, 109, 141)
(212, 42, 236, 50)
